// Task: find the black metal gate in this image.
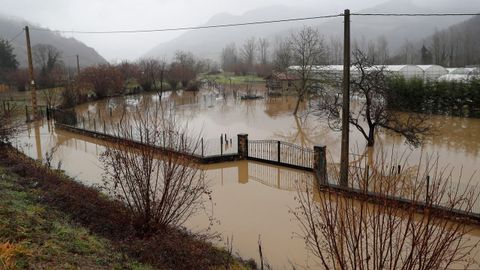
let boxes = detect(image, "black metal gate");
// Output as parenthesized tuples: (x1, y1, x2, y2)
(248, 140, 314, 170)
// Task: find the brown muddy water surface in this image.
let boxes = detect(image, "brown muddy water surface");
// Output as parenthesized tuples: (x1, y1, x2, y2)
(13, 89, 480, 269)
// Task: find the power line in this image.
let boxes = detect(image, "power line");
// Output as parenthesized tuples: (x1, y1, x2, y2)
(352, 12, 480, 16)
(30, 14, 343, 34)
(8, 29, 24, 43)
(26, 12, 480, 35)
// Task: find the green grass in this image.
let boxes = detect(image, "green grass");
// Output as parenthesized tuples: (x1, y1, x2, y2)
(199, 72, 265, 85)
(0, 87, 63, 107)
(0, 166, 153, 270)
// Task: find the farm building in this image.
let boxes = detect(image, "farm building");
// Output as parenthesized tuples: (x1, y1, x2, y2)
(265, 72, 298, 92)
(417, 65, 448, 81)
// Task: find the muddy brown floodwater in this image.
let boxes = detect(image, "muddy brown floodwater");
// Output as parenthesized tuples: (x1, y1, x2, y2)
(13, 89, 480, 269)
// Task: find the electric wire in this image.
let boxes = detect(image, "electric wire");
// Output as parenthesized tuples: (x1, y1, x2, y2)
(8, 29, 24, 43)
(29, 14, 343, 34)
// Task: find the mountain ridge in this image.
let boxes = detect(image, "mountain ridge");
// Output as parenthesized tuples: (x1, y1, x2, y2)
(0, 15, 107, 68)
(144, 0, 480, 61)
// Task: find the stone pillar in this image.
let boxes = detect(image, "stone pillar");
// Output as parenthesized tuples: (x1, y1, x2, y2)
(237, 133, 248, 159)
(314, 145, 327, 186)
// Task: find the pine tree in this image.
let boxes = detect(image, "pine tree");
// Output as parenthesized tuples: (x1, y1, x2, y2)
(0, 39, 19, 82)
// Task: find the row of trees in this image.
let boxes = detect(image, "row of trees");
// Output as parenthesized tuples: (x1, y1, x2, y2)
(388, 76, 480, 118)
(78, 51, 211, 99)
(221, 21, 478, 73)
(0, 37, 213, 95)
(220, 37, 273, 76)
(0, 41, 69, 90)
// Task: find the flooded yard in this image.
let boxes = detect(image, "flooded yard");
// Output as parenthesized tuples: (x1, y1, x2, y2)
(13, 89, 480, 269)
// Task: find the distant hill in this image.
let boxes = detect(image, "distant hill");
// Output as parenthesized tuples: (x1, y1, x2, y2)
(395, 14, 480, 66)
(144, 0, 480, 61)
(143, 5, 320, 60)
(0, 15, 107, 68)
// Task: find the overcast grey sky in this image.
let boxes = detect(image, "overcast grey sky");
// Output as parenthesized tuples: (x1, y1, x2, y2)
(1, 0, 400, 61)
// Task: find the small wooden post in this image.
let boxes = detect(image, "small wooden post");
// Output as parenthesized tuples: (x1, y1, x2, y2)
(365, 165, 370, 191)
(201, 138, 204, 157)
(426, 175, 430, 204)
(82, 117, 85, 128)
(220, 134, 223, 155)
(277, 141, 281, 163)
(398, 165, 401, 174)
(181, 134, 184, 150)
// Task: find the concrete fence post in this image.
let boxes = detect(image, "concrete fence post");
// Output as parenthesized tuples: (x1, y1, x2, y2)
(314, 145, 327, 186)
(237, 134, 248, 159)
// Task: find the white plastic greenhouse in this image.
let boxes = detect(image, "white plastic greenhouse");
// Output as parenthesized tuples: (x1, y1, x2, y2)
(383, 65, 424, 80)
(438, 68, 480, 82)
(417, 65, 448, 81)
(287, 65, 477, 82)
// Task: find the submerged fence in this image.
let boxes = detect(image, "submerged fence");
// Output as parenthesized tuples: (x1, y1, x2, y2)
(51, 108, 480, 222)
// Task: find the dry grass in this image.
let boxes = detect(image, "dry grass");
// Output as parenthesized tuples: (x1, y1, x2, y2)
(0, 144, 250, 269)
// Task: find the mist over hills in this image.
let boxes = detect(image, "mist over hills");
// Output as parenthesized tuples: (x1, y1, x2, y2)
(143, 5, 319, 60)
(144, 0, 480, 62)
(0, 15, 106, 68)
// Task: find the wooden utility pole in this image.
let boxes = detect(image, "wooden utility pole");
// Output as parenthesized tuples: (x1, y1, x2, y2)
(340, 9, 350, 186)
(76, 54, 80, 76)
(25, 25, 38, 120)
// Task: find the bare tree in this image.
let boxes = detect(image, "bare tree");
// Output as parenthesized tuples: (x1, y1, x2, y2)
(33, 44, 64, 88)
(258, 38, 270, 65)
(80, 64, 125, 98)
(171, 51, 197, 87)
(0, 102, 22, 144)
(241, 37, 256, 72)
(376, 35, 390, 65)
(138, 58, 162, 91)
(41, 87, 62, 109)
(117, 60, 140, 83)
(157, 59, 167, 96)
(273, 37, 292, 71)
(327, 36, 343, 65)
(319, 50, 431, 147)
(431, 30, 449, 66)
(289, 26, 326, 116)
(221, 42, 239, 72)
(399, 40, 417, 65)
(293, 151, 479, 269)
(100, 101, 210, 235)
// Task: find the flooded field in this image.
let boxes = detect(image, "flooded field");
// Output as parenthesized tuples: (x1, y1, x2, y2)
(13, 89, 480, 269)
